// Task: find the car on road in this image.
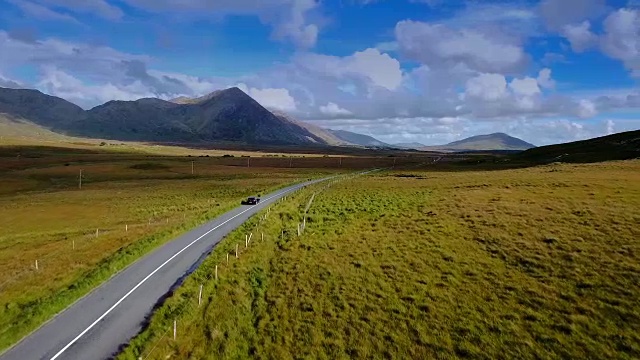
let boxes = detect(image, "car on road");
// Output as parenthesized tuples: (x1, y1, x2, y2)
(241, 196, 260, 205)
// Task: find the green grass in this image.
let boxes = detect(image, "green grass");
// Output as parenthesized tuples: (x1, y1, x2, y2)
(119, 160, 640, 359)
(0, 145, 343, 352)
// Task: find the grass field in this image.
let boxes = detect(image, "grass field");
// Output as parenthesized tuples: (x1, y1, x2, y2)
(119, 160, 640, 359)
(0, 144, 370, 352)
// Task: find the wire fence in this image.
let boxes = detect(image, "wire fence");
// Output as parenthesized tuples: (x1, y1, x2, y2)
(136, 175, 353, 360)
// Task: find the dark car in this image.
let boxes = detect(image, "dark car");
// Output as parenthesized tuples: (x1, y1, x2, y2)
(241, 196, 260, 205)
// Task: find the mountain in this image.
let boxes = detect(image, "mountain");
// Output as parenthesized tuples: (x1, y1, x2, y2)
(0, 87, 86, 132)
(270, 111, 349, 146)
(423, 133, 536, 152)
(327, 129, 391, 148)
(0, 86, 328, 146)
(514, 129, 640, 164)
(393, 142, 425, 149)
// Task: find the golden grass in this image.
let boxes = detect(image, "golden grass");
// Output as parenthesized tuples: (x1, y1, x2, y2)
(119, 160, 640, 359)
(0, 145, 342, 351)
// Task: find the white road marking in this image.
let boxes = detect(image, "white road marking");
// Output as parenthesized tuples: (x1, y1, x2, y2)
(49, 184, 305, 360)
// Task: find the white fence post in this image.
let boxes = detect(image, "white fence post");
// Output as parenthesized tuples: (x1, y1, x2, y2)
(261, 232, 264, 242)
(173, 320, 177, 340)
(198, 284, 203, 306)
(245, 235, 248, 248)
(227, 253, 229, 264)
(72, 240, 75, 250)
(235, 244, 238, 258)
(215, 265, 218, 280)
(96, 228, 99, 238)
(249, 233, 253, 244)
(125, 224, 128, 232)
(35, 260, 38, 271)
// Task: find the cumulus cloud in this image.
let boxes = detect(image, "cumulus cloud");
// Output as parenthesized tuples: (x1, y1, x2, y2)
(319, 102, 352, 116)
(539, 0, 607, 30)
(600, 8, 640, 77)
(35, 0, 124, 20)
(562, 21, 597, 52)
(395, 20, 527, 74)
(236, 83, 297, 111)
(465, 73, 507, 101)
(537, 68, 555, 89)
(8, 0, 80, 23)
(121, 0, 320, 48)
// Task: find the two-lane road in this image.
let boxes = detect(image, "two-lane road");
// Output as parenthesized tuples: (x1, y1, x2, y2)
(1, 177, 330, 360)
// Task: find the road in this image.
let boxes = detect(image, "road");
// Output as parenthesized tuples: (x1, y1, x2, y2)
(1, 177, 329, 360)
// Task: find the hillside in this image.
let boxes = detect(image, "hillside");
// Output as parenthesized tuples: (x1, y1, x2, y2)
(270, 111, 349, 146)
(328, 129, 391, 148)
(514, 129, 640, 164)
(423, 133, 536, 152)
(0, 86, 328, 146)
(393, 142, 425, 149)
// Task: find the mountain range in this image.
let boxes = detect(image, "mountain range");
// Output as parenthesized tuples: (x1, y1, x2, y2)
(0, 86, 535, 151)
(421, 133, 536, 152)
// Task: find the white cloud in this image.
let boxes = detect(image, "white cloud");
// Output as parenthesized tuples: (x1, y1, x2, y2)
(9, 0, 80, 23)
(562, 21, 597, 52)
(465, 73, 507, 101)
(395, 20, 527, 74)
(537, 68, 555, 89)
(36, 0, 124, 20)
(606, 119, 615, 134)
(509, 77, 541, 97)
(539, 0, 607, 30)
(293, 48, 403, 91)
(600, 8, 640, 77)
(121, 0, 320, 48)
(319, 102, 352, 116)
(236, 83, 297, 111)
(577, 99, 597, 118)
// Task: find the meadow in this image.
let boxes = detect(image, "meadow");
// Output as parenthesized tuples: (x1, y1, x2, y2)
(0, 145, 377, 351)
(119, 160, 640, 359)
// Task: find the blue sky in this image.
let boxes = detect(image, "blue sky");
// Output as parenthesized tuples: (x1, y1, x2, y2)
(0, 0, 639, 145)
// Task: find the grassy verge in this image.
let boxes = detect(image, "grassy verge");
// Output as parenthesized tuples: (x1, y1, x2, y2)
(119, 160, 640, 359)
(0, 146, 340, 351)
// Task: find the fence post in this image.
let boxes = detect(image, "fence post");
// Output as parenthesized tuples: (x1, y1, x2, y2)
(227, 253, 229, 264)
(125, 224, 128, 232)
(249, 233, 253, 243)
(215, 265, 218, 280)
(245, 235, 248, 248)
(96, 228, 99, 238)
(297, 223, 301, 236)
(198, 284, 203, 306)
(261, 232, 264, 242)
(173, 320, 177, 340)
(35, 260, 38, 271)
(235, 244, 238, 258)
(73, 240, 75, 250)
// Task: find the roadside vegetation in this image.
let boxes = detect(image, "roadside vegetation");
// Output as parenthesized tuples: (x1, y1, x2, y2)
(0, 145, 351, 351)
(120, 160, 640, 359)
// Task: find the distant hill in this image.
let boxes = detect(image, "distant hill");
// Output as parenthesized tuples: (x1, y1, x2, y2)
(327, 129, 391, 148)
(0, 86, 328, 146)
(514, 130, 640, 164)
(269, 111, 348, 146)
(423, 133, 536, 152)
(393, 142, 425, 149)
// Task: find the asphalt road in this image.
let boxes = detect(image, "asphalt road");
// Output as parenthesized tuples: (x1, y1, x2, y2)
(1, 177, 329, 360)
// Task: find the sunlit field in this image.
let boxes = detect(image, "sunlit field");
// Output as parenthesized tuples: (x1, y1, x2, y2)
(120, 160, 640, 359)
(0, 144, 369, 351)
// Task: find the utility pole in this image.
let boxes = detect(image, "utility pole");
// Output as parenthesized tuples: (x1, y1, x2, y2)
(78, 169, 83, 189)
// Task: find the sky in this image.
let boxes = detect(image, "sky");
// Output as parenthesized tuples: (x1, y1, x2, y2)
(0, 0, 639, 146)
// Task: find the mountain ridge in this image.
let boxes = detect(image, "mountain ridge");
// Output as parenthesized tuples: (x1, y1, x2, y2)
(0, 86, 328, 146)
(422, 132, 536, 152)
